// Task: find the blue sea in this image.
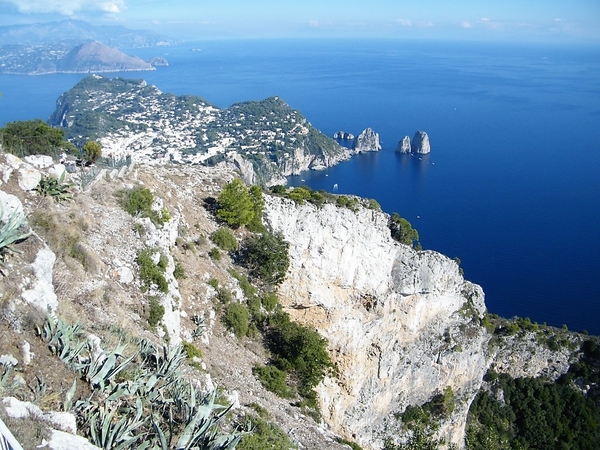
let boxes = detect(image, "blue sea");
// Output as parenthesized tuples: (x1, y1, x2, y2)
(1, 39, 599, 334)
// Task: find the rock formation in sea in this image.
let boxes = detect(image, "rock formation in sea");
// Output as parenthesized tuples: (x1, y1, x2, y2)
(333, 131, 355, 140)
(412, 130, 431, 154)
(397, 135, 412, 153)
(352, 128, 381, 152)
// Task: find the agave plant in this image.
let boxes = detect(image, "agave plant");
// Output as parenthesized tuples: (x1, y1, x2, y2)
(34, 171, 74, 202)
(0, 202, 32, 259)
(37, 316, 245, 449)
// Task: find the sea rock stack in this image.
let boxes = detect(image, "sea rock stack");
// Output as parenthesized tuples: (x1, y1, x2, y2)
(352, 128, 381, 152)
(333, 131, 354, 140)
(412, 130, 430, 154)
(397, 135, 411, 153)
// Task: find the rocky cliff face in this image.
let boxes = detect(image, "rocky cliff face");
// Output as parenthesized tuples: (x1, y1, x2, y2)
(397, 135, 412, 153)
(263, 196, 490, 448)
(353, 128, 382, 152)
(412, 131, 431, 154)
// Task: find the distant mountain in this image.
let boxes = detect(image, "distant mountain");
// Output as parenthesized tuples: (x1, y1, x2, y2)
(58, 42, 154, 72)
(0, 19, 175, 48)
(0, 41, 159, 74)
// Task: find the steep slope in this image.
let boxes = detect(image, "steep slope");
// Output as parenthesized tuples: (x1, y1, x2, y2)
(264, 196, 491, 448)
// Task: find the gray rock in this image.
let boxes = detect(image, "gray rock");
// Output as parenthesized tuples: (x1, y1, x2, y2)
(352, 128, 381, 152)
(21, 246, 58, 313)
(24, 155, 54, 169)
(333, 131, 354, 140)
(412, 130, 431, 154)
(397, 136, 411, 153)
(18, 166, 42, 191)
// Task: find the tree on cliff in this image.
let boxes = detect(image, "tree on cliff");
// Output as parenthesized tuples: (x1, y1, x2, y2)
(216, 178, 255, 228)
(389, 213, 420, 248)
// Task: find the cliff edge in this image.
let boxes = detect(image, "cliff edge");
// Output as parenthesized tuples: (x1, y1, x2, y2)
(264, 196, 490, 448)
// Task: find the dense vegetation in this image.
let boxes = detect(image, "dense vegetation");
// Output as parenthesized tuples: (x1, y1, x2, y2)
(467, 339, 600, 449)
(0, 119, 76, 157)
(255, 310, 335, 414)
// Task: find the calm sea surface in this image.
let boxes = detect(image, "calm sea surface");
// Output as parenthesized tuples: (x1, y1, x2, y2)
(1, 39, 599, 333)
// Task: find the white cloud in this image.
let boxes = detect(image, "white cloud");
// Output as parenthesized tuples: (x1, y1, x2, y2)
(395, 19, 412, 27)
(480, 17, 490, 22)
(5, 0, 125, 16)
(461, 21, 472, 29)
(416, 21, 433, 28)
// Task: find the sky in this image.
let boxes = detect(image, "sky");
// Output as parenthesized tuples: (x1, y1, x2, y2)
(0, 0, 599, 42)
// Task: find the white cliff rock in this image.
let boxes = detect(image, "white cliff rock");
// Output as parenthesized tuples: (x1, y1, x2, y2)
(263, 196, 490, 448)
(353, 128, 382, 152)
(21, 246, 58, 314)
(397, 136, 411, 153)
(412, 130, 431, 154)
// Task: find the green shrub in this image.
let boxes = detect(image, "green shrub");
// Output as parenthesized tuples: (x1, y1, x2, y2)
(270, 185, 287, 195)
(208, 278, 219, 290)
(182, 341, 202, 360)
(173, 260, 186, 279)
(118, 186, 167, 226)
(147, 297, 165, 328)
(137, 248, 168, 293)
(217, 288, 233, 304)
(288, 187, 312, 204)
(242, 231, 289, 286)
(210, 228, 239, 252)
(253, 364, 293, 398)
(237, 414, 296, 450)
(223, 302, 249, 338)
(209, 247, 221, 261)
(262, 292, 279, 311)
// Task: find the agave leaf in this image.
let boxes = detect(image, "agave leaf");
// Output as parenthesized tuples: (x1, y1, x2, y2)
(64, 379, 77, 411)
(90, 353, 117, 388)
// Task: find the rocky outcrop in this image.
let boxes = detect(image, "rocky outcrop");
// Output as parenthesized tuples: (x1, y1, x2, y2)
(263, 196, 490, 449)
(352, 128, 381, 152)
(397, 135, 411, 153)
(334, 131, 355, 140)
(412, 130, 431, 154)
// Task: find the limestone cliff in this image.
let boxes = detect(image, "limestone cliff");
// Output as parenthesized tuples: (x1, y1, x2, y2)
(397, 135, 412, 153)
(263, 196, 490, 448)
(412, 130, 431, 154)
(353, 128, 382, 152)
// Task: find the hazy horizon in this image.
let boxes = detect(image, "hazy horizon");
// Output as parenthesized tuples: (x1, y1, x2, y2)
(0, 0, 599, 44)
